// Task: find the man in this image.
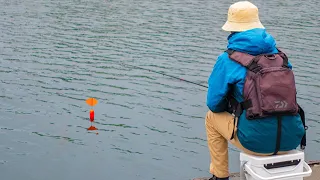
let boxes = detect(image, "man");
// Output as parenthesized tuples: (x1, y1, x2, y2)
(205, 1, 305, 180)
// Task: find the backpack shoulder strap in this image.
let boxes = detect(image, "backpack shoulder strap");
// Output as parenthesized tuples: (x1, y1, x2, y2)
(225, 49, 255, 66)
(225, 49, 260, 73)
(276, 48, 289, 68)
(298, 104, 307, 150)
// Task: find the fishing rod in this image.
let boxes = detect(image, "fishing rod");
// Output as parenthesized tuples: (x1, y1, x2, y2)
(120, 62, 208, 89)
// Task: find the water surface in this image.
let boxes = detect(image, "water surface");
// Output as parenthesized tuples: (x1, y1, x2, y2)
(0, 0, 319, 179)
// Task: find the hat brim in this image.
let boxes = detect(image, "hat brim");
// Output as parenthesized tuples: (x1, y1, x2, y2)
(222, 20, 265, 32)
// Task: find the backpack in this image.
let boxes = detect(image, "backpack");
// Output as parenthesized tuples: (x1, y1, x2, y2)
(225, 48, 307, 154)
(226, 48, 299, 119)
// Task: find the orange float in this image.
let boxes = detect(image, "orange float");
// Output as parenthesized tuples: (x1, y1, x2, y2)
(86, 98, 98, 131)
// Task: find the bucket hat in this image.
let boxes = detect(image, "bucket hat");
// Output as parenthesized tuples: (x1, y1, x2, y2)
(222, 1, 265, 32)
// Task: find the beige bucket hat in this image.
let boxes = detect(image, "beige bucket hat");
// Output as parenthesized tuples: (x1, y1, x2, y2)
(222, 1, 265, 32)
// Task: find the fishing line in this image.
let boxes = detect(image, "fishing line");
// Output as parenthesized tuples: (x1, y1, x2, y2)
(119, 62, 208, 89)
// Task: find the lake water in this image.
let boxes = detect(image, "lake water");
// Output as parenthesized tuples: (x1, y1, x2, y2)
(0, 0, 319, 179)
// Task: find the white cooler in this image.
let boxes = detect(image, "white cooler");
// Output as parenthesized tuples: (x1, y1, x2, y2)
(239, 150, 312, 180)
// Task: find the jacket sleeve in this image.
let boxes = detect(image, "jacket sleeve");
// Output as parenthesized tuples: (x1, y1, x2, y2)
(206, 53, 242, 112)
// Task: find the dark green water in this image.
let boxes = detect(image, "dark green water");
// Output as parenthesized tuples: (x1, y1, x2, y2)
(0, 0, 319, 179)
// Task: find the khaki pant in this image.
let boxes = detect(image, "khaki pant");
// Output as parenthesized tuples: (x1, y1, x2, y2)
(205, 111, 286, 178)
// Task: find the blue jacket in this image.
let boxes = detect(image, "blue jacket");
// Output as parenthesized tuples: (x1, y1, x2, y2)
(207, 28, 305, 153)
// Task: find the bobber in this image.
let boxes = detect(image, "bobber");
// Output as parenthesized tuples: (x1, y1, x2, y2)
(86, 98, 98, 131)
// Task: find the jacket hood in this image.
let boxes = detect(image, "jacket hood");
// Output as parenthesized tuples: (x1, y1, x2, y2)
(227, 28, 278, 55)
